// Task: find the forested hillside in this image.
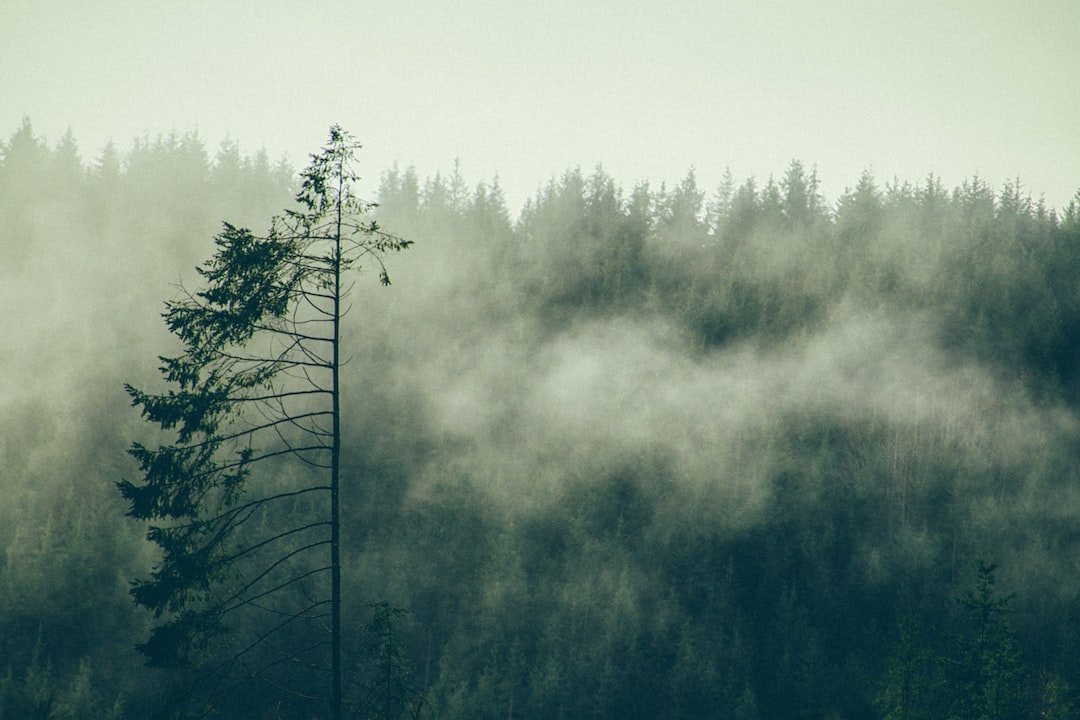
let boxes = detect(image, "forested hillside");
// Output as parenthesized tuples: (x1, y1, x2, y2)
(3, 118, 1080, 719)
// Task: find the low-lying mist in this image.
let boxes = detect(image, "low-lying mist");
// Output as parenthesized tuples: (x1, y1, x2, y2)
(3, 121, 1080, 719)
(352, 237, 1080, 584)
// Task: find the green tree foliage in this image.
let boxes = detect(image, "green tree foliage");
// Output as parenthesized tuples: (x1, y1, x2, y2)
(7, 117, 1080, 720)
(515, 167, 649, 319)
(365, 162, 1080, 720)
(779, 159, 825, 232)
(0, 119, 303, 720)
(877, 563, 1035, 720)
(948, 562, 1028, 720)
(876, 613, 941, 720)
(0, 638, 124, 720)
(118, 126, 409, 718)
(351, 603, 432, 720)
(655, 169, 707, 248)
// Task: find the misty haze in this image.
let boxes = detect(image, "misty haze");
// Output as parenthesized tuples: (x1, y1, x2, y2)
(2, 115, 1080, 720)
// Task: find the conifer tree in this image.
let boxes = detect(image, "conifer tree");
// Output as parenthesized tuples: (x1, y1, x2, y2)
(950, 562, 1028, 720)
(119, 125, 410, 719)
(875, 613, 941, 720)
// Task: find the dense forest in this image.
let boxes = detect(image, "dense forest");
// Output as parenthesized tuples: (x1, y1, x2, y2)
(2, 117, 1080, 719)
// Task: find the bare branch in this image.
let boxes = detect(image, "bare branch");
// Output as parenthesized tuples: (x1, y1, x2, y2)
(219, 538, 333, 616)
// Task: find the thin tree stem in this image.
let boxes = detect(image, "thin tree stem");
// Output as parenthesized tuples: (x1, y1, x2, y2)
(331, 149, 344, 720)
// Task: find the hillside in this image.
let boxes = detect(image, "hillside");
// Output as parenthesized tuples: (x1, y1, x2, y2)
(2, 119, 1080, 719)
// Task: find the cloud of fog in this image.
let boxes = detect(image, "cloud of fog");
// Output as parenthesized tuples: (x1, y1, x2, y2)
(360, 257, 1080, 565)
(6, 124, 1079, 685)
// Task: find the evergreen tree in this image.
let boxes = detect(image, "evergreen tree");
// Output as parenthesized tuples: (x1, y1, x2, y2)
(875, 613, 941, 720)
(780, 159, 823, 231)
(656, 169, 706, 248)
(119, 125, 410, 719)
(949, 562, 1029, 720)
(51, 128, 85, 189)
(835, 170, 883, 244)
(352, 604, 431, 720)
(719, 176, 761, 245)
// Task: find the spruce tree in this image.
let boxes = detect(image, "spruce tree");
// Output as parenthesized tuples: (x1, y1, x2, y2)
(119, 125, 410, 719)
(950, 562, 1028, 720)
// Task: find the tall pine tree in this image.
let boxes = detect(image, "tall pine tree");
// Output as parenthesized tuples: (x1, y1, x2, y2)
(120, 126, 410, 719)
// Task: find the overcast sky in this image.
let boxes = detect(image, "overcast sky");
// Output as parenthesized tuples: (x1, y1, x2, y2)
(2, 0, 1078, 213)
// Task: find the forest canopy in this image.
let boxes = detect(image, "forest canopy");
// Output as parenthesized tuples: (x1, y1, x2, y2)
(2, 118, 1080, 719)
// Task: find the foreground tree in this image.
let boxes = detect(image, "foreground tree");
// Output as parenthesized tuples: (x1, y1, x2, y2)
(119, 125, 410, 719)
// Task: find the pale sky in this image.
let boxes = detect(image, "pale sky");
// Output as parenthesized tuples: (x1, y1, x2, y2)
(2, 0, 1078, 213)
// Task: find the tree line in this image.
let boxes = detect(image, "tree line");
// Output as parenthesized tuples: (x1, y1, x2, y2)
(2, 118, 1080, 718)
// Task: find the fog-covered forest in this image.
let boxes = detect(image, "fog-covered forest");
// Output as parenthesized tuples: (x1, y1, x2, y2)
(3, 117, 1080, 719)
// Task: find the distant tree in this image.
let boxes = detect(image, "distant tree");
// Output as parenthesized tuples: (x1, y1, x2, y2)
(420, 171, 450, 215)
(656, 169, 706, 248)
(948, 562, 1029, 720)
(378, 164, 422, 221)
(705, 167, 736, 236)
(875, 613, 941, 720)
(0, 117, 49, 184)
(0, 119, 51, 263)
(780, 159, 823, 231)
(87, 141, 123, 225)
(835, 170, 883, 244)
(1063, 191, 1080, 232)
(835, 170, 886, 294)
(759, 176, 784, 229)
(51, 128, 85, 189)
(878, 563, 1032, 720)
(718, 176, 760, 245)
(351, 603, 432, 720)
(119, 125, 410, 719)
(447, 158, 470, 214)
(954, 174, 995, 230)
